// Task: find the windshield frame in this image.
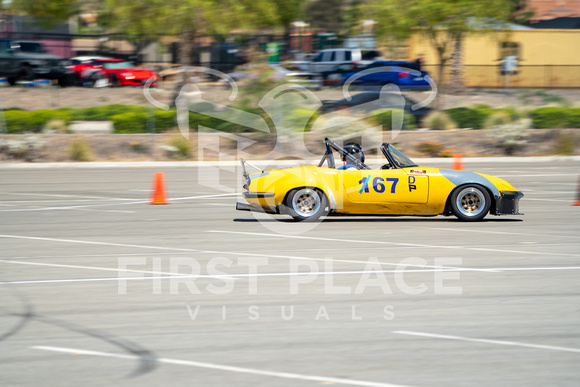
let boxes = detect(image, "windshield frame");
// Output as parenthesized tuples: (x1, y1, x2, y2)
(95, 61, 135, 70)
(381, 143, 418, 169)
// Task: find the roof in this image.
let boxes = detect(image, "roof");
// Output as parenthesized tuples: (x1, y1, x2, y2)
(529, 17, 580, 29)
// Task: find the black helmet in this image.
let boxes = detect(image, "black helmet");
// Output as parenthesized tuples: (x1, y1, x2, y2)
(343, 142, 365, 163)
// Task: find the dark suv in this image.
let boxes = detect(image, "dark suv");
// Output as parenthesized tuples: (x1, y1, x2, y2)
(0, 39, 72, 86)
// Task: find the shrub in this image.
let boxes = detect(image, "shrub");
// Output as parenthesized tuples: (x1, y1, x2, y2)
(424, 111, 457, 130)
(111, 112, 147, 133)
(43, 119, 68, 132)
(417, 141, 443, 157)
(70, 104, 147, 121)
(190, 101, 215, 113)
(530, 107, 570, 129)
(4, 110, 72, 133)
(129, 141, 148, 153)
(68, 138, 92, 161)
(445, 106, 490, 129)
(488, 121, 528, 155)
(556, 133, 576, 155)
(368, 109, 416, 130)
(484, 111, 513, 129)
(0, 137, 45, 161)
(167, 136, 192, 159)
(4, 110, 35, 133)
(154, 110, 177, 132)
(567, 108, 580, 128)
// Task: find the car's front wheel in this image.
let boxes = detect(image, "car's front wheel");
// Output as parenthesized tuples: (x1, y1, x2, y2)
(450, 184, 491, 221)
(285, 188, 329, 222)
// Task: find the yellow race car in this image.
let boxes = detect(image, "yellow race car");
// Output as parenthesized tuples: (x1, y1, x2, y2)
(236, 138, 523, 222)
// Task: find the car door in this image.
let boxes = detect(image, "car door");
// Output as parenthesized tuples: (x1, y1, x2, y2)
(319, 50, 335, 73)
(309, 52, 323, 73)
(341, 169, 428, 204)
(0, 40, 17, 78)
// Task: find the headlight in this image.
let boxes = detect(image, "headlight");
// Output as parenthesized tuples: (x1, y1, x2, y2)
(122, 72, 135, 79)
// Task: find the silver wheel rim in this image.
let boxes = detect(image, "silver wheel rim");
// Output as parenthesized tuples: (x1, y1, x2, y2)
(291, 189, 321, 218)
(456, 187, 486, 217)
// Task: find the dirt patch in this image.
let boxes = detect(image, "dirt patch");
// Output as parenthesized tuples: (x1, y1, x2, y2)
(1, 129, 578, 163)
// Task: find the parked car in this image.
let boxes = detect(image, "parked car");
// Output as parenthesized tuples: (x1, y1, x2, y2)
(70, 56, 111, 87)
(341, 61, 431, 91)
(273, 64, 322, 90)
(87, 59, 157, 86)
(319, 91, 432, 125)
(298, 48, 384, 78)
(0, 39, 72, 86)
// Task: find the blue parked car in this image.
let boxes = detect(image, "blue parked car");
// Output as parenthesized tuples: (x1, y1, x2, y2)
(341, 61, 431, 91)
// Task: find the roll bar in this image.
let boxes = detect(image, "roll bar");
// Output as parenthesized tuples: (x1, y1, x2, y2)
(317, 138, 371, 170)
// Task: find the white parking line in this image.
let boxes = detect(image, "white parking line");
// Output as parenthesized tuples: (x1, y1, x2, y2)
(0, 233, 493, 272)
(207, 230, 580, 258)
(0, 193, 239, 212)
(524, 198, 574, 202)
(393, 331, 580, 354)
(427, 228, 580, 240)
(496, 174, 579, 177)
(33, 345, 411, 387)
(4, 265, 580, 286)
(0, 192, 142, 200)
(0, 259, 199, 278)
(0, 234, 196, 252)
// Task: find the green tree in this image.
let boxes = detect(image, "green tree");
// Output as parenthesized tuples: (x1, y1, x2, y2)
(509, 0, 534, 25)
(366, 0, 512, 92)
(305, 0, 344, 31)
(9, 0, 81, 26)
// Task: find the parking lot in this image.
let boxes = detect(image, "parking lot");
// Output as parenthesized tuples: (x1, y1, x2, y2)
(1, 159, 579, 387)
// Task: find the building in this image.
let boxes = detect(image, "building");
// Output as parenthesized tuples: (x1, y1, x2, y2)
(526, 0, 580, 22)
(407, 28, 580, 87)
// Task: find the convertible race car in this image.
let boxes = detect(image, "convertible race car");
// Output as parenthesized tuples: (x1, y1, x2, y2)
(236, 138, 523, 222)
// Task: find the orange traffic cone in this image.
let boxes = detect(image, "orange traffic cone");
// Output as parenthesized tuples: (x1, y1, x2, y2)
(452, 153, 464, 171)
(573, 176, 580, 206)
(149, 172, 170, 205)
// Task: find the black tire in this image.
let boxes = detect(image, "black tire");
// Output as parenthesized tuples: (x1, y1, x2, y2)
(450, 184, 491, 222)
(285, 188, 329, 222)
(20, 66, 34, 81)
(110, 75, 120, 87)
(58, 75, 71, 87)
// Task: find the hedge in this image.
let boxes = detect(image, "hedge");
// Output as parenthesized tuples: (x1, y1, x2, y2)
(112, 110, 177, 133)
(4, 110, 72, 133)
(444, 106, 491, 129)
(70, 104, 148, 121)
(369, 109, 417, 130)
(530, 107, 579, 129)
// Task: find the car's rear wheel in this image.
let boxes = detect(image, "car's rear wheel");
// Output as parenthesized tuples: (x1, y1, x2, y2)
(286, 188, 329, 222)
(111, 75, 120, 87)
(450, 184, 491, 221)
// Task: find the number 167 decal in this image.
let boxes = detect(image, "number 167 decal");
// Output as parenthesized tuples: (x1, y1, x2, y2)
(359, 176, 398, 194)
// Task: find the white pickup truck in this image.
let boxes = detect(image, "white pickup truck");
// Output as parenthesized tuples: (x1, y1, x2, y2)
(297, 48, 383, 77)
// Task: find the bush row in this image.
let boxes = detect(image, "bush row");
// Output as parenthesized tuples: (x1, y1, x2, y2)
(443, 105, 580, 129)
(2, 103, 268, 134)
(529, 107, 580, 129)
(3, 104, 580, 133)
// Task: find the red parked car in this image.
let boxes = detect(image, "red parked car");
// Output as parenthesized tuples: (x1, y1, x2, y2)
(88, 59, 157, 86)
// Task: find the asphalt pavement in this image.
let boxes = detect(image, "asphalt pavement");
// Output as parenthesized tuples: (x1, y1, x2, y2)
(0, 159, 579, 387)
